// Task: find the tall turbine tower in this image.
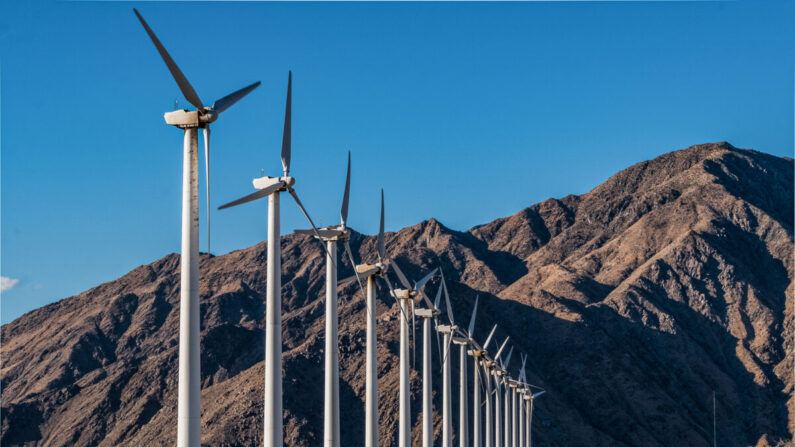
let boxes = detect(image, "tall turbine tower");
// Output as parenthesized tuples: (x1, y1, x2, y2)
(452, 296, 479, 447)
(491, 338, 510, 447)
(469, 321, 495, 447)
(415, 283, 442, 447)
(133, 10, 259, 447)
(515, 355, 528, 447)
(477, 325, 499, 447)
(525, 390, 545, 447)
(391, 266, 438, 447)
(501, 348, 514, 447)
(350, 189, 394, 447)
(436, 272, 459, 447)
(219, 72, 327, 447)
(294, 152, 361, 447)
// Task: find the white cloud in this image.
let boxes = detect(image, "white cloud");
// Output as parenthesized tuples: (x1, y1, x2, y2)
(1, 276, 20, 292)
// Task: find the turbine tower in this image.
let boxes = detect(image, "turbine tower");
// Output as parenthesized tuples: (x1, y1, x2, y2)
(491, 338, 510, 447)
(436, 271, 459, 447)
(294, 151, 362, 447)
(469, 321, 495, 447)
(525, 390, 545, 447)
(133, 10, 259, 447)
(391, 266, 438, 447)
(452, 295, 479, 447)
(350, 189, 393, 447)
(219, 72, 327, 447)
(477, 325, 499, 447)
(501, 348, 514, 447)
(415, 283, 442, 447)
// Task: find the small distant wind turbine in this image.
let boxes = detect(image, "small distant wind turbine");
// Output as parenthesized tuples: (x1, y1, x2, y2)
(133, 9, 259, 447)
(500, 347, 513, 447)
(451, 295, 479, 447)
(473, 324, 498, 447)
(219, 72, 328, 447)
(524, 389, 544, 447)
(491, 338, 510, 447)
(390, 266, 438, 447)
(435, 272, 459, 447)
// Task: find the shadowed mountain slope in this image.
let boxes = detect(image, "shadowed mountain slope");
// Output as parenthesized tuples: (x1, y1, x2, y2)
(2, 142, 792, 446)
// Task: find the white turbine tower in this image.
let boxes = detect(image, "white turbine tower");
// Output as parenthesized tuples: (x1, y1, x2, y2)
(294, 151, 362, 447)
(500, 348, 513, 447)
(414, 282, 443, 447)
(452, 296, 479, 447)
(436, 271, 459, 447)
(133, 10, 260, 447)
(350, 189, 393, 447)
(491, 338, 510, 447)
(391, 266, 438, 447)
(525, 390, 545, 447)
(219, 72, 328, 447)
(475, 325, 498, 447)
(515, 355, 528, 447)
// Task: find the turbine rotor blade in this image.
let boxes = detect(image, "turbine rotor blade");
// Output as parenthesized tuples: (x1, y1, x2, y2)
(414, 267, 438, 292)
(218, 181, 284, 209)
(133, 9, 203, 110)
(495, 337, 510, 360)
(204, 125, 211, 253)
(434, 317, 443, 364)
(340, 151, 351, 227)
(467, 295, 479, 337)
(483, 324, 498, 350)
(343, 240, 365, 296)
(287, 187, 334, 262)
(504, 347, 513, 369)
(441, 270, 454, 326)
(391, 261, 412, 290)
(211, 81, 261, 114)
(378, 189, 385, 261)
(281, 71, 292, 176)
(433, 282, 443, 311)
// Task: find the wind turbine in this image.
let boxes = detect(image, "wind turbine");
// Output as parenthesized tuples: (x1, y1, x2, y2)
(490, 338, 510, 447)
(219, 72, 327, 447)
(350, 189, 391, 447)
(451, 296, 479, 447)
(500, 348, 514, 447)
(515, 355, 528, 447)
(133, 10, 259, 447)
(414, 282, 442, 447)
(472, 324, 498, 447)
(391, 265, 438, 447)
(524, 389, 545, 447)
(292, 151, 361, 447)
(435, 272, 460, 447)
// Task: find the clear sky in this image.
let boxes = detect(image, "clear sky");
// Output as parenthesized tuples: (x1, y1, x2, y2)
(1, 0, 793, 324)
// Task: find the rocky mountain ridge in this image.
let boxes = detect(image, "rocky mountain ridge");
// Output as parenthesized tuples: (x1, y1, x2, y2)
(2, 142, 792, 446)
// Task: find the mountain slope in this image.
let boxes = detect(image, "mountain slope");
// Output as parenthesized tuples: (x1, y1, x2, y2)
(2, 142, 792, 446)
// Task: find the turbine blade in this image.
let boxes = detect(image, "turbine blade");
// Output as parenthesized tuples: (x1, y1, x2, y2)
(483, 324, 498, 350)
(467, 295, 479, 337)
(340, 151, 351, 227)
(218, 182, 283, 210)
(422, 285, 436, 310)
(504, 347, 513, 369)
(441, 270, 455, 326)
(414, 267, 438, 292)
(287, 187, 334, 262)
(204, 125, 211, 253)
(133, 9, 203, 110)
(378, 189, 385, 261)
(442, 331, 454, 366)
(381, 274, 411, 327)
(211, 81, 261, 114)
(433, 282, 443, 311)
(495, 337, 510, 360)
(391, 261, 412, 290)
(281, 71, 292, 176)
(343, 240, 365, 296)
(434, 317, 443, 364)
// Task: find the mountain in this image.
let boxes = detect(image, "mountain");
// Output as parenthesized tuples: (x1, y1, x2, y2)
(2, 142, 792, 447)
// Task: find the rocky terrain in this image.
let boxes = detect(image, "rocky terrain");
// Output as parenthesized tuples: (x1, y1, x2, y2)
(1, 142, 792, 446)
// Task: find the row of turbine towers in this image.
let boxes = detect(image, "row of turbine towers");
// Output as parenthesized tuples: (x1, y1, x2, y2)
(133, 8, 545, 447)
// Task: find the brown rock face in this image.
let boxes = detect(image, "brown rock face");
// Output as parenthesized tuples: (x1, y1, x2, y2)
(2, 142, 792, 446)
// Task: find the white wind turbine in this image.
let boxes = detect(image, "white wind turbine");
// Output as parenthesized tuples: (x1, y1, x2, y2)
(293, 152, 361, 447)
(490, 338, 510, 447)
(451, 295, 479, 447)
(513, 354, 528, 447)
(219, 72, 329, 447)
(435, 271, 461, 447)
(473, 324, 498, 447)
(414, 282, 443, 447)
(349, 189, 392, 447)
(524, 389, 545, 447)
(133, 10, 259, 447)
(500, 348, 514, 447)
(391, 265, 438, 447)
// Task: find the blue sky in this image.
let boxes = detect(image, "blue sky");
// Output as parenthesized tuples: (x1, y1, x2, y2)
(1, 0, 793, 324)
